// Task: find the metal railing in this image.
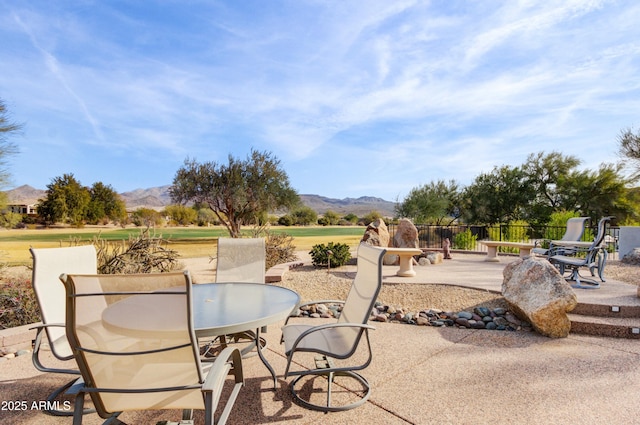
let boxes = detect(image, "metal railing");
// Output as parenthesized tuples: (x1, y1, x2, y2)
(388, 223, 620, 259)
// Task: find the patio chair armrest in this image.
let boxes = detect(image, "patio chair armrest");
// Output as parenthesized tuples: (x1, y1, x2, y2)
(31, 323, 78, 373)
(286, 322, 376, 354)
(202, 346, 244, 392)
(30, 322, 65, 331)
(202, 346, 244, 425)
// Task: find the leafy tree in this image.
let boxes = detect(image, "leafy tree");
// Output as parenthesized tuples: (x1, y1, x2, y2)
(461, 165, 530, 224)
(170, 149, 299, 237)
(396, 179, 461, 225)
(38, 174, 90, 226)
(0, 99, 21, 209)
(561, 163, 635, 223)
(521, 151, 581, 225)
(87, 182, 127, 224)
(164, 204, 198, 225)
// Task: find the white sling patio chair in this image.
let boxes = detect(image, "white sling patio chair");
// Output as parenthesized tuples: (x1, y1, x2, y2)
(30, 245, 98, 416)
(532, 217, 589, 257)
(281, 243, 386, 412)
(549, 216, 614, 289)
(60, 271, 244, 425)
(202, 237, 267, 359)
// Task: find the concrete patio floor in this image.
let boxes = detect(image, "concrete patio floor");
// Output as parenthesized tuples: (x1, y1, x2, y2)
(2, 252, 640, 424)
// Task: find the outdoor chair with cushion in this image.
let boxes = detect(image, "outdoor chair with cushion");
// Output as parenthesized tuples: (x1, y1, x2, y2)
(532, 217, 589, 257)
(30, 245, 98, 416)
(281, 243, 386, 412)
(60, 270, 244, 425)
(548, 216, 614, 289)
(202, 237, 267, 359)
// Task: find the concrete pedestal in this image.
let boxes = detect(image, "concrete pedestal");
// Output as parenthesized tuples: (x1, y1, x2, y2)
(619, 226, 640, 259)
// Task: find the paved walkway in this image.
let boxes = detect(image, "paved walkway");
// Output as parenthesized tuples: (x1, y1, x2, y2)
(2, 252, 640, 424)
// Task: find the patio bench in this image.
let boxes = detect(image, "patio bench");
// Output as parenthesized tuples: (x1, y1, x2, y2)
(479, 241, 535, 262)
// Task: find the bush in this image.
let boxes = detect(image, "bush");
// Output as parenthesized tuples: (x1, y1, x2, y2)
(0, 277, 40, 329)
(94, 230, 180, 274)
(278, 214, 295, 226)
(309, 242, 351, 268)
(264, 231, 298, 270)
(453, 229, 477, 250)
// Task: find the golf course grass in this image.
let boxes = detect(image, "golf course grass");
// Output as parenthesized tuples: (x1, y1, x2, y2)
(0, 225, 367, 265)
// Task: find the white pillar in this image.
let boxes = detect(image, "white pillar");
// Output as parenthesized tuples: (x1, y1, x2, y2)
(618, 226, 640, 259)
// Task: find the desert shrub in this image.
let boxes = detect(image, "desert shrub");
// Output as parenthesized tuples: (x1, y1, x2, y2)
(488, 220, 530, 253)
(0, 278, 40, 329)
(310, 242, 351, 268)
(278, 214, 295, 226)
(453, 229, 477, 250)
(94, 230, 180, 274)
(131, 208, 164, 227)
(264, 231, 298, 270)
(0, 211, 23, 229)
(362, 211, 382, 226)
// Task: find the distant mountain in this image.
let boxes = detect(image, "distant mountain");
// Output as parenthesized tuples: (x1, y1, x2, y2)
(4, 185, 397, 216)
(3, 185, 46, 204)
(299, 194, 396, 217)
(119, 185, 172, 209)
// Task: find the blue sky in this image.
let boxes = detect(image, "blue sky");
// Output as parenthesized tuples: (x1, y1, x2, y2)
(1, 1, 639, 202)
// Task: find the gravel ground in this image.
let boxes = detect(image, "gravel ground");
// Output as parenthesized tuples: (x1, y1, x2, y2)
(276, 260, 640, 313)
(2, 258, 638, 314)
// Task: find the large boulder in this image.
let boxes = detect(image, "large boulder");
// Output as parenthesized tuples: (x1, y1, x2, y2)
(502, 257, 577, 338)
(393, 218, 419, 249)
(361, 218, 390, 247)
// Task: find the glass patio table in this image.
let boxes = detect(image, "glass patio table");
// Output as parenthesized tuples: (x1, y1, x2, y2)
(102, 282, 300, 388)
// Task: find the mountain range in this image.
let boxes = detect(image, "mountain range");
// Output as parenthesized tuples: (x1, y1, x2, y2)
(4, 185, 397, 217)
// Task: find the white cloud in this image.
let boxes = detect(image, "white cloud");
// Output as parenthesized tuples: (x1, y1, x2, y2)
(1, 0, 639, 198)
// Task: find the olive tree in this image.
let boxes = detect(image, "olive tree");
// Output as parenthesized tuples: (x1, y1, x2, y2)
(170, 149, 299, 237)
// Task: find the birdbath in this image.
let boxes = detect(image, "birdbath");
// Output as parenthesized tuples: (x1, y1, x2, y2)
(384, 247, 422, 277)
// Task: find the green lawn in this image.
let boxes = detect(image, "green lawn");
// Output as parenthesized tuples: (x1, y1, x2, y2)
(0, 225, 368, 264)
(0, 225, 366, 242)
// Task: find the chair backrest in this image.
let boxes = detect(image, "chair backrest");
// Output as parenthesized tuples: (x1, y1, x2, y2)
(30, 245, 98, 359)
(62, 271, 204, 417)
(561, 217, 590, 241)
(335, 244, 386, 351)
(215, 237, 266, 283)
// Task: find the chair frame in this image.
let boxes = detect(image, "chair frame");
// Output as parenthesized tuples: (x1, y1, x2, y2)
(549, 216, 614, 289)
(29, 245, 98, 417)
(61, 271, 244, 425)
(281, 243, 386, 412)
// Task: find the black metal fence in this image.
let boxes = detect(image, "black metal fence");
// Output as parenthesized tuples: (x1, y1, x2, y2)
(388, 223, 620, 258)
